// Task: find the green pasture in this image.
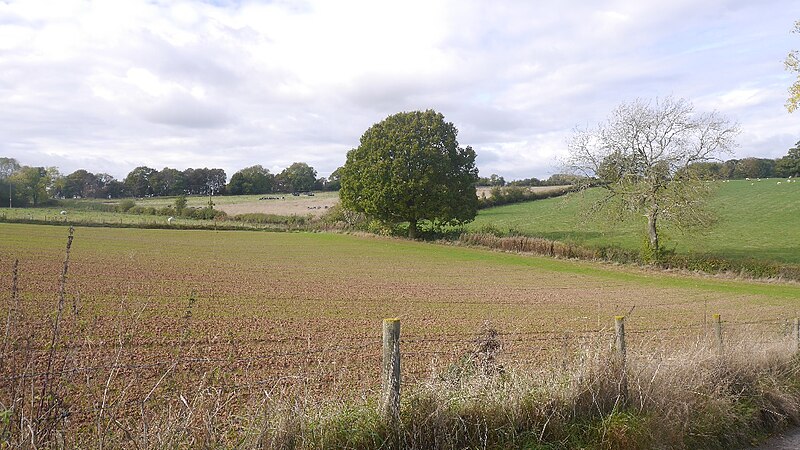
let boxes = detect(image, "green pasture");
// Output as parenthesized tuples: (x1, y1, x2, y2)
(468, 179, 800, 264)
(116, 190, 339, 208)
(0, 206, 268, 229)
(0, 192, 334, 228)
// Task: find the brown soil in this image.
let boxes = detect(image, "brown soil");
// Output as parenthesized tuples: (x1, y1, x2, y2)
(1, 224, 795, 431)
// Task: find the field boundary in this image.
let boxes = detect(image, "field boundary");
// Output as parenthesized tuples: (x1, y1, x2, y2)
(5, 310, 800, 448)
(457, 231, 800, 282)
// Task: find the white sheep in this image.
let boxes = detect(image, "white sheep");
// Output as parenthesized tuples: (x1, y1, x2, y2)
(167, 216, 174, 224)
(777, 181, 782, 185)
(59, 210, 67, 215)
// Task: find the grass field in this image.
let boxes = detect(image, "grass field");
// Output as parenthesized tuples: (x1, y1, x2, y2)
(0, 186, 575, 228)
(468, 179, 800, 264)
(0, 206, 227, 227)
(0, 191, 337, 225)
(3, 223, 800, 446)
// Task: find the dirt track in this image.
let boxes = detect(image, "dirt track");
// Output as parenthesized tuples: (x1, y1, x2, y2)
(754, 429, 800, 449)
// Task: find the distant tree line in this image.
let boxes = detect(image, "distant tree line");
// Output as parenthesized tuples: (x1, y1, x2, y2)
(687, 142, 800, 179)
(0, 158, 341, 207)
(477, 173, 586, 187)
(2, 140, 797, 208)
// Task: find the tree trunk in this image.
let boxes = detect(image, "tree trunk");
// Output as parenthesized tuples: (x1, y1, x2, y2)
(647, 206, 659, 254)
(408, 219, 418, 239)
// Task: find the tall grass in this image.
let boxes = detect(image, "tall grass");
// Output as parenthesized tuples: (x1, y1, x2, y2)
(3, 319, 798, 448)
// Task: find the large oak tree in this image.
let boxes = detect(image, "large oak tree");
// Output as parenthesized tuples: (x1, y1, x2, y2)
(340, 110, 478, 238)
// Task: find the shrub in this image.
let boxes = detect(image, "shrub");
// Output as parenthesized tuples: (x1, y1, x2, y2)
(320, 203, 368, 229)
(477, 185, 575, 209)
(458, 231, 800, 281)
(136, 206, 155, 215)
(116, 199, 135, 212)
(190, 207, 227, 220)
(233, 213, 308, 225)
(174, 195, 187, 214)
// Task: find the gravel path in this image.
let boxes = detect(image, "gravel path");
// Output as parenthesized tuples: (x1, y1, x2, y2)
(753, 429, 800, 449)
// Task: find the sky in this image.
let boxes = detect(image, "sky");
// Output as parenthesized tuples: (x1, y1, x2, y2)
(1, 0, 798, 181)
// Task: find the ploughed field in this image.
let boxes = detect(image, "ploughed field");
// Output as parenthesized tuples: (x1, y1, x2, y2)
(2, 223, 799, 424)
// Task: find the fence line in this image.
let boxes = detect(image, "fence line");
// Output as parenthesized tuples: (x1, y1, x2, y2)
(3, 315, 799, 402)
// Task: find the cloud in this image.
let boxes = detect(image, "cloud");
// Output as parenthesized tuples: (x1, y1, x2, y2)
(0, 0, 798, 181)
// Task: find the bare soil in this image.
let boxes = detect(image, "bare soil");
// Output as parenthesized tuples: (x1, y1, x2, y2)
(1, 223, 797, 430)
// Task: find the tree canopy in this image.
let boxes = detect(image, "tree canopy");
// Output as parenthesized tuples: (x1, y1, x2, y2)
(277, 162, 317, 193)
(0, 157, 20, 179)
(9, 166, 55, 206)
(567, 97, 738, 257)
(786, 20, 800, 112)
(776, 140, 800, 177)
(228, 165, 274, 195)
(340, 110, 479, 238)
(124, 166, 158, 197)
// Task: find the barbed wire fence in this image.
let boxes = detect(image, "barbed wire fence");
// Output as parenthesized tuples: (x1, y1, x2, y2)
(2, 314, 797, 402)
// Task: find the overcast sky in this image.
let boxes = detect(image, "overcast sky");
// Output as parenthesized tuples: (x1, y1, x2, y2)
(1, 0, 798, 181)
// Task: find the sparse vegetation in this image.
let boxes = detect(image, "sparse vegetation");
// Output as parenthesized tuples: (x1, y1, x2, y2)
(2, 224, 800, 447)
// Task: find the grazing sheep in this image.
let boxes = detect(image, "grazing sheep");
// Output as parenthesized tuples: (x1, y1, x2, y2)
(777, 182, 782, 185)
(59, 210, 67, 215)
(167, 216, 174, 224)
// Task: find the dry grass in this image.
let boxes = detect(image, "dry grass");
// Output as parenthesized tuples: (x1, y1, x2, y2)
(215, 192, 340, 217)
(3, 319, 798, 448)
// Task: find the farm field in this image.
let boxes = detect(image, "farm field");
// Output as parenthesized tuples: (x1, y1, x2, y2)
(3, 223, 800, 445)
(0, 186, 576, 225)
(0, 206, 232, 228)
(0, 191, 336, 224)
(3, 223, 799, 391)
(121, 190, 341, 217)
(468, 179, 800, 264)
(0, 195, 331, 229)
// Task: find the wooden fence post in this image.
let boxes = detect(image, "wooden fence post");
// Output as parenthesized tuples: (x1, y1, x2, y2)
(794, 317, 799, 354)
(713, 314, 723, 356)
(614, 316, 628, 404)
(382, 318, 401, 423)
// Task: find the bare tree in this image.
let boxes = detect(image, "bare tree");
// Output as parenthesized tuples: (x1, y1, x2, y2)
(567, 97, 739, 257)
(786, 20, 800, 113)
